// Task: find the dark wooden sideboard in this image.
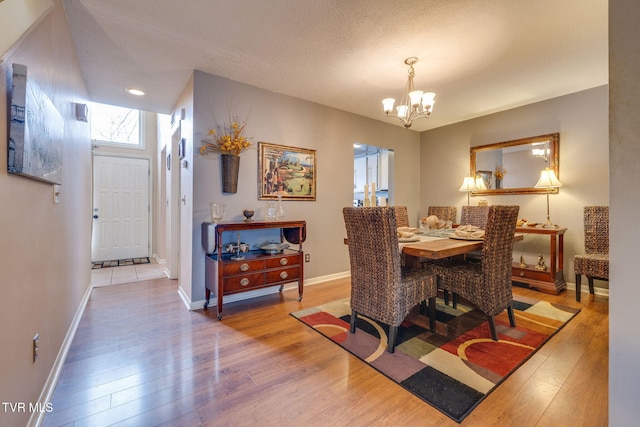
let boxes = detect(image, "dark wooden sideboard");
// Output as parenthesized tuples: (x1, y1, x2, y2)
(511, 226, 567, 294)
(203, 220, 306, 319)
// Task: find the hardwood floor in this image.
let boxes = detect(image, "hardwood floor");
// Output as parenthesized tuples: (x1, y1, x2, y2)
(43, 277, 608, 426)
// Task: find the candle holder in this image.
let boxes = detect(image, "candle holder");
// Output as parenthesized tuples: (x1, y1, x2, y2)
(230, 232, 245, 260)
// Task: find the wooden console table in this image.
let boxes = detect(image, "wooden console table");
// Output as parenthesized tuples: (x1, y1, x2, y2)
(203, 220, 306, 319)
(511, 226, 567, 294)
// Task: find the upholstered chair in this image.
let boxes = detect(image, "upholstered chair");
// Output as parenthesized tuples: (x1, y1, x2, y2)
(343, 207, 437, 353)
(393, 205, 410, 227)
(432, 205, 520, 340)
(427, 206, 457, 223)
(574, 206, 609, 302)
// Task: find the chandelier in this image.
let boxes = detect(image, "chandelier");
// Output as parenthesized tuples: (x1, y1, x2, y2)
(382, 57, 436, 128)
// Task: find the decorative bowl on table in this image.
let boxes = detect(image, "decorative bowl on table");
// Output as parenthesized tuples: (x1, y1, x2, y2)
(259, 242, 290, 254)
(242, 209, 255, 222)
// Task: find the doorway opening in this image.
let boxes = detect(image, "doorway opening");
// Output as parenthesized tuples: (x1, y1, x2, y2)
(353, 144, 394, 206)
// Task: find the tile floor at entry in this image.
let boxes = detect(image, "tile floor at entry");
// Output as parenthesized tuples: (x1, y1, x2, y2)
(91, 258, 168, 287)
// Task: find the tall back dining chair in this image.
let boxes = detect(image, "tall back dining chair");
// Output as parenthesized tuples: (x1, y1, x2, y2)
(574, 206, 609, 302)
(433, 205, 520, 340)
(393, 205, 410, 227)
(343, 207, 437, 353)
(427, 206, 457, 223)
(460, 205, 491, 228)
(459, 205, 491, 261)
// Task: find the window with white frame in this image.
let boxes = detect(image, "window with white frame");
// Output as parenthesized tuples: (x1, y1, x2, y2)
(90, 102, 144, 148)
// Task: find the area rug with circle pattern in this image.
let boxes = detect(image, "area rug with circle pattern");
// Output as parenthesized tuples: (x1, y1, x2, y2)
(291, 295, 579, 423)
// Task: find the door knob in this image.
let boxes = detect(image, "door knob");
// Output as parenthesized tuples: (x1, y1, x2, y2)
(93, 215, 99, 219)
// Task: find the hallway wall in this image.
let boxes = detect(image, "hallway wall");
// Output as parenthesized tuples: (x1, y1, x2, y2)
(0, 1, 91, 425)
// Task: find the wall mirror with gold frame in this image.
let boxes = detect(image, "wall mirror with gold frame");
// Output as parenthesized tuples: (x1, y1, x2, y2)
(471, 133, 559, 195)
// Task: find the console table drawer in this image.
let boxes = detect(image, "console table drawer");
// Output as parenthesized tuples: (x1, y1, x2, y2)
(222, 259, 265, 275)
(266, 267, 300, 283)
(266, 254, 300, 268)
(224, 272, 265, 292)
(512, 266, 550, 282)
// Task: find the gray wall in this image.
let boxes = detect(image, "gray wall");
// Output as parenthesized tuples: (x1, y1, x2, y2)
(187, 70, 423, 302)
(419, 86, 609, 288)
(0, 2, 91, 426)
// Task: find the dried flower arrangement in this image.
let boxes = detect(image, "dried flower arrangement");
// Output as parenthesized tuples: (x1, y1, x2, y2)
(200, 113, 253, 156)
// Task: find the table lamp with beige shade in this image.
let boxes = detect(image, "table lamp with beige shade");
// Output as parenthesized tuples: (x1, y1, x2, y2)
(534, 167, 563, 228)
(459, 176, 477, 206)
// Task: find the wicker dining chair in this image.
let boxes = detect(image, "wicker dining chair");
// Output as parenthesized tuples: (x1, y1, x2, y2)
(460, 205, 492, 262)
(460, 205, 491, 228)
(574, 206, 609, 302)
(432, 205, 520, 341)
(343, 207, 437, 353)
(427, 206, 457, 223)
(393, 205, 411, 227)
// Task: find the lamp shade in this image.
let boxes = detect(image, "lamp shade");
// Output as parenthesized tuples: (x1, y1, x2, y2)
(396, 105, 409, 119)
(409, 90, 423, 107)
(382, 98, 395, 113)
(475, 177, 487, 190)
(534, 167, 562, 188)
(421, 92, 436, 109)
(459, 176, 477, 192)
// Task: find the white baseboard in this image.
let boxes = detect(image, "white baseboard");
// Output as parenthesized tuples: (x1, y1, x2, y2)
(152, 253, 166, 265)
(28, 282, 93, 427)
(565, 282, 609, 298)
(177, 285, 195, 310)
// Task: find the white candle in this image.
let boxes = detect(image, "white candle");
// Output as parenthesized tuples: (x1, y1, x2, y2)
(364, 184, 369, 201)
(370, 183, 376, 206)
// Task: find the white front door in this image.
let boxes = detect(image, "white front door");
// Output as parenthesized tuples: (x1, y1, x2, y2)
(92, 155, 150, 262)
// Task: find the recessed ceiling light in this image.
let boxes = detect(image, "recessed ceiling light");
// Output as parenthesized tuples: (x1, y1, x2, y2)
(125, 87, 145, 96)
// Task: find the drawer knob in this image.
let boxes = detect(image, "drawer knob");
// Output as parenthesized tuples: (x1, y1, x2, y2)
(519, 272, 525, 277)
(280, 271, 288, 279)
(240, 278, 250, 286)
(280, 258, 288, 265)
(240, 263, 250, 271)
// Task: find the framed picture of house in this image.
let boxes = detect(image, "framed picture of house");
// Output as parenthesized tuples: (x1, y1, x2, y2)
(258, 142, 316, 201)
(8, 63, 63, 184)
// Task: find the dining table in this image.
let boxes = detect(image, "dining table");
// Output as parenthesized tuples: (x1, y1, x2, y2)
(401, 230, 523, 265)
(345, 229, 524, 268)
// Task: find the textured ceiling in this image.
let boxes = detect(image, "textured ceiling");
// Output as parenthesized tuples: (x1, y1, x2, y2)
(61, 0, 608, 132)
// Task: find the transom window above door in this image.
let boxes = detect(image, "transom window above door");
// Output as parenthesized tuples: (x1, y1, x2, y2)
(90, 102, 144, 149)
